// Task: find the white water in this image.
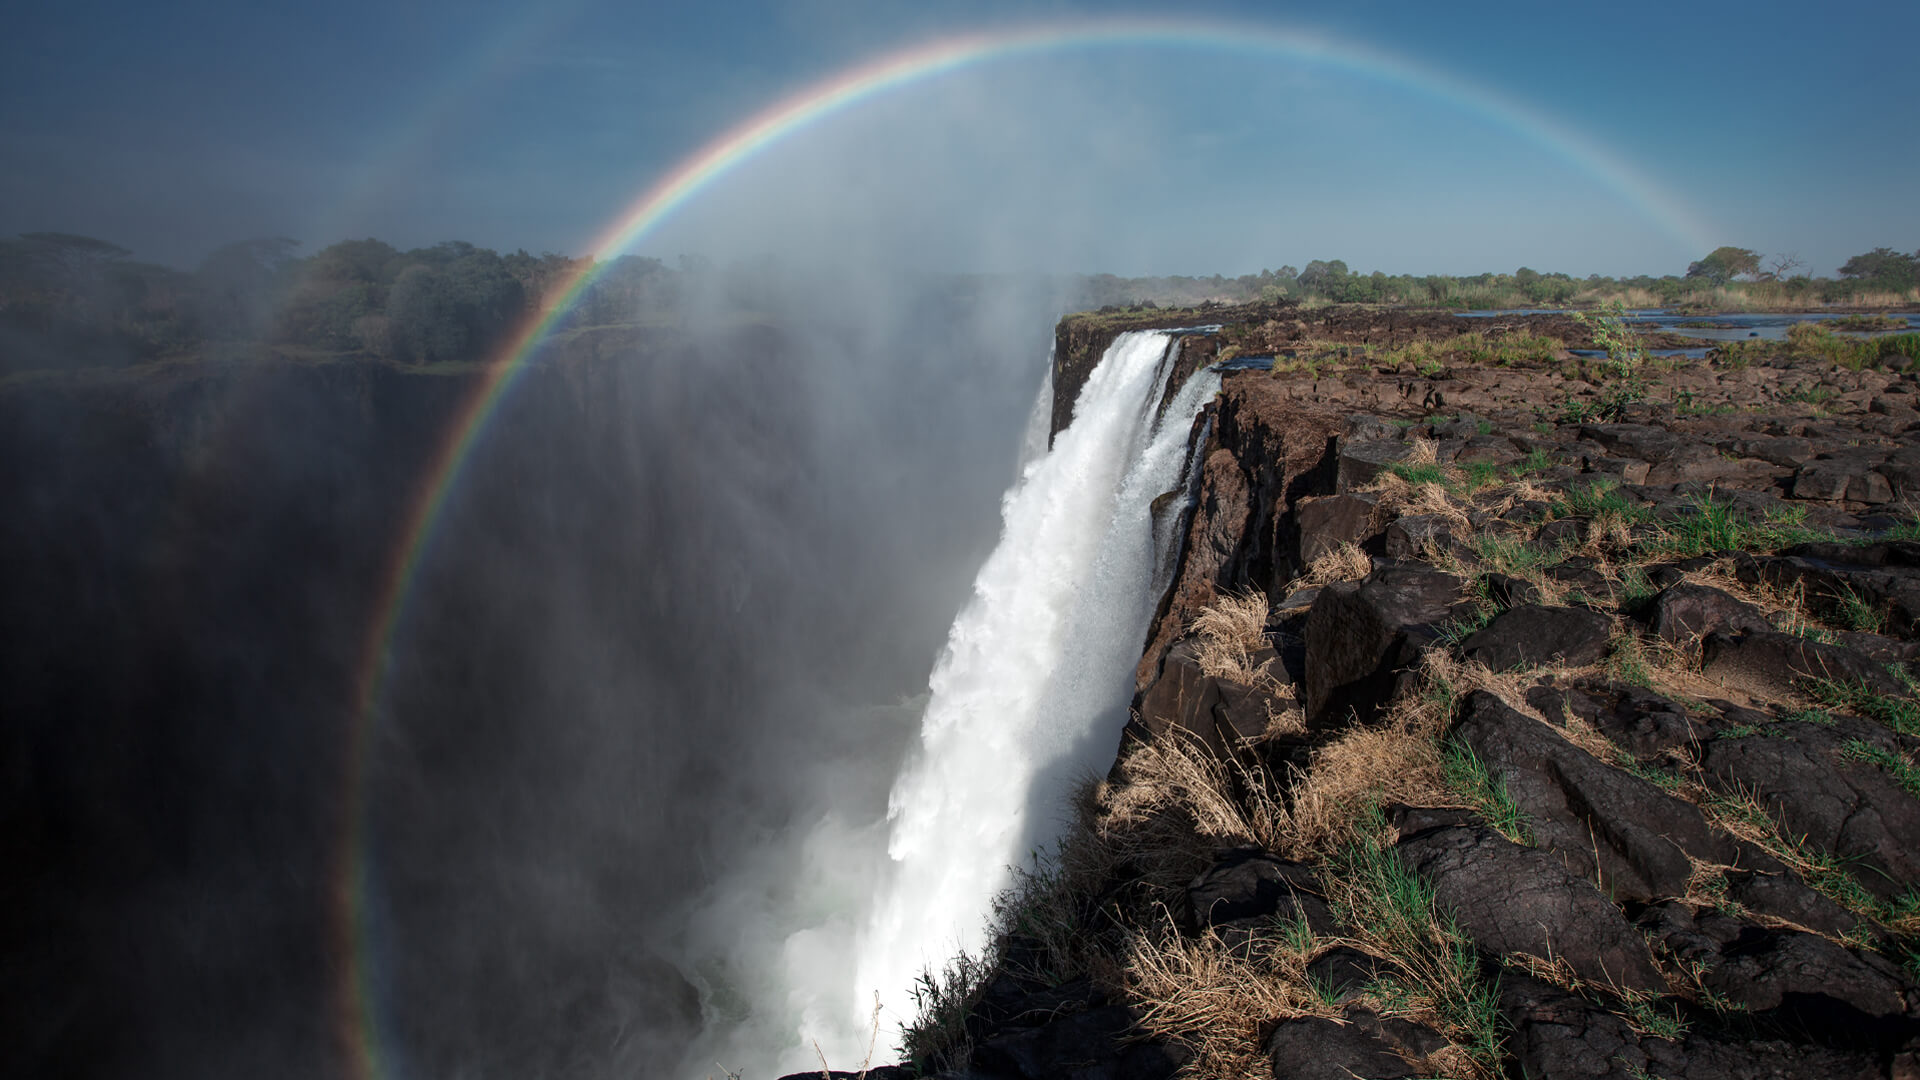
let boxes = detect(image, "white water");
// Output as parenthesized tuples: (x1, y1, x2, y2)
(845, 330, 1220, 1050)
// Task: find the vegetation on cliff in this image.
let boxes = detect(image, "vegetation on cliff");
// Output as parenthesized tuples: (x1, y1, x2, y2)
(894, 307, 1920, 1080)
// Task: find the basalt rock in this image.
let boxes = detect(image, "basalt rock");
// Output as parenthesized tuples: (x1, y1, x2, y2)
(1187, 850, 1339, 940)
(1647, 582, 1774, 644)
(1304, 563, 1465, 726)
(1457, 604, 1613, 670)
(1453, 692, 1734, 903)
(1698, 718, 1920, 903)
(1395, 819, 1667, 994)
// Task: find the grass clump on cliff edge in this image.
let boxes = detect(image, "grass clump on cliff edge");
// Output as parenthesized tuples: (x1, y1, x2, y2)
(1190, 590, 1273, 686)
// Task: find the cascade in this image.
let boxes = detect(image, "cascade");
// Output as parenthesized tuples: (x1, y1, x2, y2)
(849, 329, 1221, 1048)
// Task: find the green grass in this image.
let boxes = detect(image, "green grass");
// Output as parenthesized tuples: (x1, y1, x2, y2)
(1550, 479, 1651, 524)
(1461, 460, 1503, 491)
(1605, 634, 1654, 688)
(1442, 742, 1533, 844)
(1839, 739, 1920, 797)
(1471, 533, 1557, 577)
(1508, 448, 1556, 477)
(1643, 496, 1829, 558)
(1334, 807, 1507, 1071)
(1388, 461, 1449, 485)
(1800, 676, 1920, 737)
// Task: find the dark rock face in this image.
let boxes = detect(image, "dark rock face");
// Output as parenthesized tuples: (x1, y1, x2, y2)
(1336, 439, 1412, 492)
(1699, 719, 1920, 902)
(1396, 821, 1666, 994)
(1295, 492, 1380, 564)
(1134, 384, 1342, 692)
(1538, 679, 1712, 757)
(1133, 641, 1287, 755)
(1736, 543, 1920, 637)
(971, 1003, 1188, 1080)
(1455, 692, 1732, 903)
(1700, 629, 1904, 701)
(1188, 850, 1338, 938)
(1648, 582, 1774, 643)
(1499, 973, 1889, 1080)
(1266, 1008, 1444, 1080)
(1637, 902, 1920, 1054)
(1458, 604, 1613, 670)
(1304, 564, 1465, 726)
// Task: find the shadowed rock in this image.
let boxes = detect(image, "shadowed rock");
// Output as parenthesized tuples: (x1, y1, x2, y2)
(1699, 719, 1920, 902)
(1499, 973, 1887, 1080)
(1637, 902, 1920, 1054)
(1648, 583, 1773, 644)
(1295, 492, 1380, 564)
(1266, 1007, 1444, 1080)
(1455, 691, 1733, 902)
(1187, 850, 1338, 938)
(1395, 820, 1666, 995)
(969, 1002, 1188, 1080)
(1304, 564, 1464, 726)
(1458, 604, 1613, 670)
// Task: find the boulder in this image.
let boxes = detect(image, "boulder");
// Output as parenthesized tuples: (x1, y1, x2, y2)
(1187, 850, 1339, 939)
(1135, 641, 1288, 755)
(1383, 513, 1454, 561)
(1395, 820, 1666, 994)
(1499, 973, 1887, 1080)
(1336, 439, 1411, 493)
(1647, 583, 1773, 644)
(1266, 1008, 1444, 1080)
(1699, 718, 1920, 902)
(1457, 604, 1613, 670)
(1304, 564, 1464, 726)
(1541, 678, 1711, 757)
(1636, 903, 1920, 1052)
(1294, 492, 1380, 564)
(1580, 423, 1680, 463)
(1453, 692, 1734, 903)
(1700, 629, 1904, 701)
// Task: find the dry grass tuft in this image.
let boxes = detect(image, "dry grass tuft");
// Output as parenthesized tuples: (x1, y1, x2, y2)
(1101, 730, 1290, 891)
(1191, 590, 1273, 685)
(1285, 541, 1373, 592)
(1124, 915, 1329, 1077)
(1282, 725, 1448, 856)
(1403, 437, 1439, 466)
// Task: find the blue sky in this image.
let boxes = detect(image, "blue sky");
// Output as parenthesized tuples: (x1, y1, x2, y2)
(2, 0, 1914, 276)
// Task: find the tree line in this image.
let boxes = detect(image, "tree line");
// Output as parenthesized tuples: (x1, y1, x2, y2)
(1081, 245, 1920, 311)
(0, 233, 691, 374)
(2, 232, 1915, 376)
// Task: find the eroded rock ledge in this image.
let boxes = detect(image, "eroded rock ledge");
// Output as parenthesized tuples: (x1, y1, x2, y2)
(853, 308, 1920, 1080)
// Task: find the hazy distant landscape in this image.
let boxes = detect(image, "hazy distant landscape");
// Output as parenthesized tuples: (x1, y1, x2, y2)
(4, 2, 1917, 1079)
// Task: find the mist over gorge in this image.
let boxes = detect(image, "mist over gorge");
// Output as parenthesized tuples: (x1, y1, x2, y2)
(1, 270, 1070, 1077)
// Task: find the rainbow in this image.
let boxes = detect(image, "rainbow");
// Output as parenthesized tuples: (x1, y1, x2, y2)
(335, 17, 1717, 1077)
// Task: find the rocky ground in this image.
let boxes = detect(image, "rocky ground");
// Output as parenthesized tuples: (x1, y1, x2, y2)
(790, 306, 1920, 1079)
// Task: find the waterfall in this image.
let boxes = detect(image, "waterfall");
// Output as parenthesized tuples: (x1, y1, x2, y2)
(850, 330, 1221, 1049)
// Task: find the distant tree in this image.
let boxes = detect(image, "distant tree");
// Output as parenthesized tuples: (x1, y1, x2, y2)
(1837, 247, 1919, 291)
(1762, 252, 1805, 281)
(1685, 246, 1762, 285)
(1296, 259, 1348, 294)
